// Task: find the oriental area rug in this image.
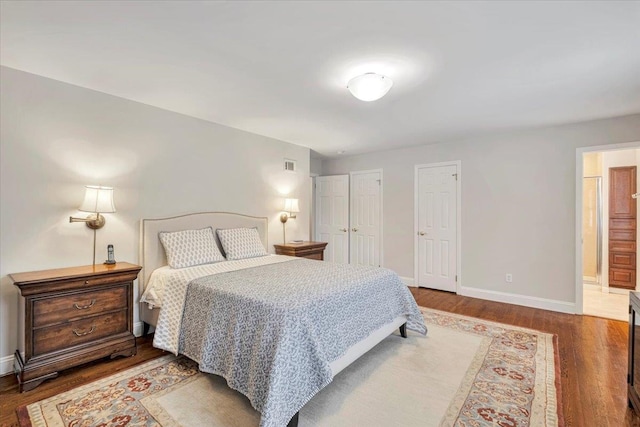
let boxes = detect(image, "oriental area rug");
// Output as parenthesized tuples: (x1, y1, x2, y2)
(18, 308, 562, 427)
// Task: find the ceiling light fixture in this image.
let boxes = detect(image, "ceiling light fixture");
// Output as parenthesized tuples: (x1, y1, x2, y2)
(347, 73, 393, 102)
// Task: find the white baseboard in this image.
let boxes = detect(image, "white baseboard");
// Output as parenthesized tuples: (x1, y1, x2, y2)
(400, 276, 416, 287)
(609, 287, 633, 295)
(583, 283, 602, 291)
(1, 322, 146, 376)
(134, 321, 144, 337)
(0, 353, 17, 376)
(459, 286, 576, 314)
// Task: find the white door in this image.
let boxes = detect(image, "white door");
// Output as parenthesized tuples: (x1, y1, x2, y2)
(315, 175, 349, 263)
(350, 171, 382, 267)
(415, 164, 457, 292)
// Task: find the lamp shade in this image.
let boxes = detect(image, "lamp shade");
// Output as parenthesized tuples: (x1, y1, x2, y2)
(78, 185, 116, 213)
(284, 198, 300, 213)
(347, 73, 393, 102)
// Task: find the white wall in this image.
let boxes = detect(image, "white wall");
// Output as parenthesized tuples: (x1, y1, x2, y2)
(322, 114, 640, 311)
(310, 157, 323, 175)
(0, 67, 310, 373)
(600, 148, 640, 292)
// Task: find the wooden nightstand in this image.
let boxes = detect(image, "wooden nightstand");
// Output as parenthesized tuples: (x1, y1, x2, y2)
(629, 292, 640, 414)
(274, 241, 328, 260)
(10, 262, 141, 392)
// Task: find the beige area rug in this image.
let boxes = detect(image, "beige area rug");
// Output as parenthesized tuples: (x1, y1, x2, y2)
(19, 308, 563, 427)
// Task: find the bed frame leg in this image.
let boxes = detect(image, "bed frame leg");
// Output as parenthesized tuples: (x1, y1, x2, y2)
(399, 323, 407, 338)
(143, 322, 150, 336)
(287, 411, 299, 427)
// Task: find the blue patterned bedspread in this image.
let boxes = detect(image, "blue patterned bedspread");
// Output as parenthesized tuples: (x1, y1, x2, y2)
(169, 258, 426, 426)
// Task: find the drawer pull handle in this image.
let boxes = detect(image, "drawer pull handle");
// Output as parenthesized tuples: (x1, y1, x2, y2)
(74, 299, 96, 310)
(72, 326, 95, 337)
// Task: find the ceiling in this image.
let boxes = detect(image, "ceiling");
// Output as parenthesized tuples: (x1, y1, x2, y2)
(2, 1, 639, 158)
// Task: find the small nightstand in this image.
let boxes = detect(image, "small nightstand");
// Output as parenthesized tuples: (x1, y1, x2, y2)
(629, 292, 640, 413)
(10, 262, 141, 392)
(274, 241, 328, 260)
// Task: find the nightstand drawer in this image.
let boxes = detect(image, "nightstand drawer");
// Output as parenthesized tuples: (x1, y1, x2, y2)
(55, 275, 131, 290)
(33, 310, 128, 355)
(33, 286, 127, 327)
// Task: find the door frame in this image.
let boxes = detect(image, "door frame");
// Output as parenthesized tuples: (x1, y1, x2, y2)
(575, 141, 640, 314)
(310, 173, 319, 242)
(350, 169, 384, 267)
(414, 160, 462, 292)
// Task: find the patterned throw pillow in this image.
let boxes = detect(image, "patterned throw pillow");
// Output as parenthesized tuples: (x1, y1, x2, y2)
(159, 227, 225, 269)
(216, 227, 267, 260)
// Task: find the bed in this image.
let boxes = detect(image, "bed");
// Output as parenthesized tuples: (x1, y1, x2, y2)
(139, 212, 426, 427)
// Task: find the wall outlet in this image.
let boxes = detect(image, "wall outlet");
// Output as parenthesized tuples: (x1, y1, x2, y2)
(506, 273, 513, 283)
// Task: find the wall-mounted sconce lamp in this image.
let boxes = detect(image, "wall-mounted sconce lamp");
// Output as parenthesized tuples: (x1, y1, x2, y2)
(280, 198, 299, 243)
(69, 185, 116, 266)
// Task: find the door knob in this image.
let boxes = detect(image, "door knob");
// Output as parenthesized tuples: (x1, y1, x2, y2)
(352, 228, 358, 232)
(339, 228, 347, 232)
(418, 231, 425, 236)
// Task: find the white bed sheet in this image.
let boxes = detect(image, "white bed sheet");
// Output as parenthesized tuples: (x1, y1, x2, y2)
(140, 254, 296, 308)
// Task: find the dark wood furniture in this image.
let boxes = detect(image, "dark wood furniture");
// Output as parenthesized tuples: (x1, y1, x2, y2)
(10, 262, 141, 392)
(609, 166, 637, 290)
(273, 241, 328, 260)
(630, 292, 640, 414)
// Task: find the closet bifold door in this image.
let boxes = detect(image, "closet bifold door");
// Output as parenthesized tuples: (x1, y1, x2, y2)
(315, 175, 350, 264)
(609, 166, 637, 290)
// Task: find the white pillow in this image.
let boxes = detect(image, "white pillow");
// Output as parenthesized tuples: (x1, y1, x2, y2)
(159, 227, 225, 269)
(216, 227, 267, 260)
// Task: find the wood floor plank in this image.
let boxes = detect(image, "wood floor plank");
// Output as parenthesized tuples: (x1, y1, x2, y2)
(0, 289, 638, 426)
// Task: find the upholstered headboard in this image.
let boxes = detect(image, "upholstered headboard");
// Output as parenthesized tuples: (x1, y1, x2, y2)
(139, 212, 268, 290)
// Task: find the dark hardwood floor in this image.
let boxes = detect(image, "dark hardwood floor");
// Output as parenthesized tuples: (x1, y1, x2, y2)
(0, 335, 166, 427)
(0, 288, 638, 426)
(411, 288, 638, 427)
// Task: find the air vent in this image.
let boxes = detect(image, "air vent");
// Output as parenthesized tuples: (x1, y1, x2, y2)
(284, 159, 296, 172)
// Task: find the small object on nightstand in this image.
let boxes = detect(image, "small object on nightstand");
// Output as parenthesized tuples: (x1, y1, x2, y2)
(274, 241, 328, 260)
(290, 240, 303, 243)
(10, 262, 141, 392)
(104, 244, 116, 265)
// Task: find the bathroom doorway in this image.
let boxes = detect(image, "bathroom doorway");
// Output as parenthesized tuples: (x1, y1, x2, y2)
(580, 148, 639, 321)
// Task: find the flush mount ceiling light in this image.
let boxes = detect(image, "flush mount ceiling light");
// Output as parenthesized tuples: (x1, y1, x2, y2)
(347, 73, 393, 102)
